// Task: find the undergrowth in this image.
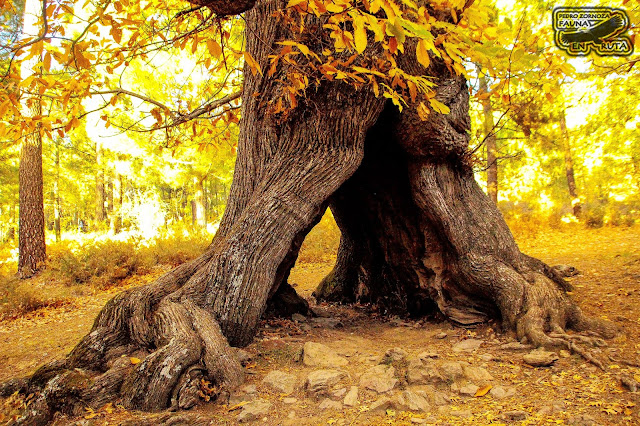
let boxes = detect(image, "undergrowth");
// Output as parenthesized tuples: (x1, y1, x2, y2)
(0, 228, 212, 320)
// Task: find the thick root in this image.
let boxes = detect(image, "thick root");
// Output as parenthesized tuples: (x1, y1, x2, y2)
(6, 266, 244, 425)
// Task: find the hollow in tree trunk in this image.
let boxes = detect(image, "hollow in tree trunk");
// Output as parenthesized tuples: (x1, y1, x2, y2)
(4, 1, 616, 423)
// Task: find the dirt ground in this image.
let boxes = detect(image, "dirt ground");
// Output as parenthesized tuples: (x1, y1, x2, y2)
(1, 226, 640, 425)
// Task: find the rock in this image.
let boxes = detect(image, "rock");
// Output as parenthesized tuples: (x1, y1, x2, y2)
(360, 365, 398, 393)
(567, 414, 596, 426)
(410, 418, 427, 424)
(489, 386, 507, 399)
(331, 387, 347, 399)
(559, 350, 571, 358)
(319, 398, 342, 410)
(395, 390, 430, 412)
(303, 342, 348, 368)
(463, 366, 494, 385)
(305, 370, 347, 397)
(434, 391, 451, 406)
(310, 317, 343, 328)
(459, 384, 479, 396)
(283, 397, 297, 404)
(452, 339, 484, 352)
(291, 313, 306, 322)
(235, 348, 254, 365)
(537, 400, 566, 415)
(262, 370, 298, 394)
(479, 353, 495, 362)
(499, 342, 532, 351)
(503, 410, 527, 421)
(620, 374, 639, 392)
(553, 264, 580, 277)
(439, 361, 464, 382)
(369, 397, 394, 412)
(287, 411, 296, 419)
(449, 409, 472, 418)
(237, 399, 272, 423)
(435, 332, 448, 339)
(418, 351, 439, 360)
(523, 350, 559, 367)
(343, 386, 358, 406)
(240, 384, 257, 394)
(382, 347, 408, 363)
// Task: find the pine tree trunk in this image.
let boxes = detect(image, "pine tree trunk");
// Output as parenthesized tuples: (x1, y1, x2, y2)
(560, 110, 582, 218)
(53, 140, 61, 242)
(95, 141, 106, 225)
(6, 1, 616, 423)
(18, 128, 46, 277)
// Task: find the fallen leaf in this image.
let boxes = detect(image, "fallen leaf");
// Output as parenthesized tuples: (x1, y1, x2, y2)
(474, 384, 492, 397)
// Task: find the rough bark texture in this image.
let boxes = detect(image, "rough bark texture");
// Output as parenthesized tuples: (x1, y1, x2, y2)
(6, 1, 616, 423)
(18, 129, 46, 278)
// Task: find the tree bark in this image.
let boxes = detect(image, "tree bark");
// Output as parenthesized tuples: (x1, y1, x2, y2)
(559, 110, 582, 218)
(95, 141, 106, 225)
(7, 1, 616, 423)
(18, 127, 46, 277)
(53, 140, 61, 242)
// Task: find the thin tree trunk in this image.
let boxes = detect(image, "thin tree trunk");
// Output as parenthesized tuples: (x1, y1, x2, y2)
(53, 140, 61, 242)
(559, 110, 582, 218)
(17, 0, 46, 278)
(478, 70, 498, 204)
(95, 141, 106, 225)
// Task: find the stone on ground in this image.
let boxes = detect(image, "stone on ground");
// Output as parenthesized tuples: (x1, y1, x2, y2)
(523, 349, 559, 367)
(237, 399, 272, 423)
(343, 386, 358, 406)
(262, 370, 298, 394)
(382, 347, 408, 363)
(395, 390, 430, 412)
(305, 370, 347, 397)
(463, 366, 494, 385)
(303, 342, 348, 368)
(318, 398, 342, 410)
(452, 339, 484, 352)
(359, 364, 398, 393)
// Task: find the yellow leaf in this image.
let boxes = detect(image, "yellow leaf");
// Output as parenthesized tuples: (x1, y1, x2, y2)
(474, 385, 492, 397)
(43, 52, 51, 72)
(130, 357, 141, 364)
(228, 401, 248, 411)
(429, 97, 450, 114)
(206, 39, 221, 58)
(353, 14, 367, 54)
(243, 52, 263, 76)
(286, 0, 307, 7)
(416, 39, 430, 69)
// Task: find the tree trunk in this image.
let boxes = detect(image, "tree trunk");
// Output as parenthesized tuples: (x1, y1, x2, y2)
(559, 110, 582, 218)
(479, 71, 498, 204)
(53, 140, 61, 242)
(7, 1, 615, 423)
(17, 0, 46, 278)
(18, 127, 46, 277)
(95, 141, 106, 225)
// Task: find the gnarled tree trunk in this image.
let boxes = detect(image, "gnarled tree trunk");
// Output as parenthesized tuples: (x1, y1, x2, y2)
(4, 1, 615, 424)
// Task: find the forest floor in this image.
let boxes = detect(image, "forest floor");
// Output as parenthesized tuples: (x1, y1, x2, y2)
(1, 226, 640, 425)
